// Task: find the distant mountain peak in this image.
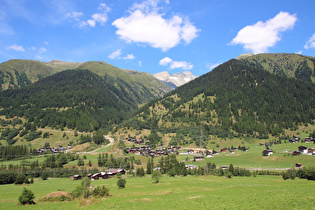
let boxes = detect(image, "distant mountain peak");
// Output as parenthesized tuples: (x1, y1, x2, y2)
(154, 71, 197, 88)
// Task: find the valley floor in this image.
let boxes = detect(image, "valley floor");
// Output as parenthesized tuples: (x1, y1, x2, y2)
(0, 175, 314, 209)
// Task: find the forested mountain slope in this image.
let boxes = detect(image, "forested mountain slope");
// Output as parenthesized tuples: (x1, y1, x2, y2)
(237, 53, 315, 82)
(0, 59, 54, 90)
(0, 60, 170, 97)
(121, 59, 315, 145)
(0, 68, 167, 132)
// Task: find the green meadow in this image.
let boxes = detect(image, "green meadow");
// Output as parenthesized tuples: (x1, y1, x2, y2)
(0, 175, 314, 209)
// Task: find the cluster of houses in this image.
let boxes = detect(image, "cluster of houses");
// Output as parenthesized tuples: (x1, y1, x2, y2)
(72, 169, 126, 180)
(292, 146, 315, 156)
(125, 137, 150, 145)
(36, 144, 72, 154)
(262, 145, 315, 156)
(125, 145, 181, 157)
(289, 136, 315, 143)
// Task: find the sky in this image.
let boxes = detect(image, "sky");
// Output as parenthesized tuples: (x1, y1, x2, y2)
(1, 0, 315, 76)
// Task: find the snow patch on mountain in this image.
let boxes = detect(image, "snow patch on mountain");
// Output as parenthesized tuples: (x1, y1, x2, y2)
(154, 71, 197, 88)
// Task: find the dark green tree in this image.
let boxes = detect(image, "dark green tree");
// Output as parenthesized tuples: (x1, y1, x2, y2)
(18, 188, 35, 205)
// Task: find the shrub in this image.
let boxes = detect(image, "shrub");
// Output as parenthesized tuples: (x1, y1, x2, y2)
(117, 178, 126, 188)
(152, 170, 162, 183)
(282, 169, 296, 180)
(168, 168, 176, 177)
(116, 172, 122, 179)
(304, 167, 315, 180)
(92, 186, 110, 197)
(18, 188, 35, 205)
(282, 172, 290, 180)
(15, 174, 26, 185)
(24, 176, 30, 184)
(41, 171, 49, 180)
(0, 170, 17, 185)
(72, 178, 92, 199)
(225, 172, 233, 179)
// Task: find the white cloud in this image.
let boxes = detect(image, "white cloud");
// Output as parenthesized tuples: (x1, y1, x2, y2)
(170, 61, 193, 70)
(108, 49, 122, 59)
(159, 57, 172, 65)
(112, 0, 200, 51)
(138, 61, 142, 67)
(159, 57, 193, 70)
(295, 51, 302, 55)
(230, 11, 297, 54)
(66, 3, 110, 28)
(87, 19, 96, 27)
(91, 13, 107, 25)
(39, 47, 47, 53)
(65, 11, 84, 21)
(87, 3, 110, 27)
(206, 63, 221, 70)
(304, 33, 315, 49)
(123, 54, 135, 60)
(6, 44, 25, 52)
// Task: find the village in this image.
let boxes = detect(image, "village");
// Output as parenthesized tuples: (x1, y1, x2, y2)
(262, 136, 315, 157)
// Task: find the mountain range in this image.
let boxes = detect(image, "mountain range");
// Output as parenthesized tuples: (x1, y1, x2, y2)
(122, 54, 315, 145)
(0, 53, 314, 142)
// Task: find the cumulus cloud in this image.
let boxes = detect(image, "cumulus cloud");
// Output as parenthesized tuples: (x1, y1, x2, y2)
(112, 0, 200, 51)
(6, 44, 25, 52)
(304, 33, 315, 49)
(170, 61, 193, 70)
(159, 57, 172, 65)
(230, 11, 297, 54)
(159, 57, 193, 70)
(66, 3, 110, 28)
(108, 49, 122, 59)
(123, 54, 135, 60)
(87, 3, 110, 27)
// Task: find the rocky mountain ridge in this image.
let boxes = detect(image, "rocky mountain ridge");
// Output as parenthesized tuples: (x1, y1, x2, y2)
(153, 71, 197, 88)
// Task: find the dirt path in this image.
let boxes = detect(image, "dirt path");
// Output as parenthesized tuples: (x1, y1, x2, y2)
(83, 135, 115, 153)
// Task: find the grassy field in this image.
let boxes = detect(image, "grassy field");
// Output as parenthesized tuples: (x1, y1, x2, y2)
(0, 175, 314, 209)
(1, 140, 314, 172)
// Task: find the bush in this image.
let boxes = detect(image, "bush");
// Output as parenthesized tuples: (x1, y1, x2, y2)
(41, 171, 49, 180)
(168, 168, 176, 177)
(117, 178, 126, 188)
(24, 176, 30, 184)
(282, 172, 290, 180)
(92, 186, 110, 197)
(0, 170, 17, 185)
(282, 169, 296, 180)
(72, 178, 92, 199)
(225, 172, 233, 179)
(18, 188, 35, 205)
(305, 167, 315, 180)
(152, 170, 162, 183)
(15, 174, 26, 185)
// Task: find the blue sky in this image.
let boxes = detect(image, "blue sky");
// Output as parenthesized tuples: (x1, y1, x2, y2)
(1, 0, 315, 76)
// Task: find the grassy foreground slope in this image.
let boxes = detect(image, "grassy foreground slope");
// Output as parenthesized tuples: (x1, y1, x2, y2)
(0, 176, 313, 209)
